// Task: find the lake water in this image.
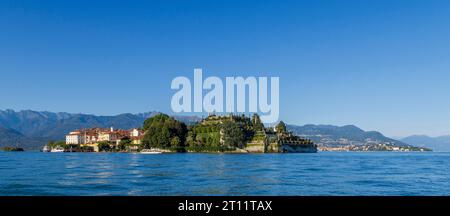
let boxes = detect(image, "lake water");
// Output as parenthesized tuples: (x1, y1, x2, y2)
(0, 151, 449, 196)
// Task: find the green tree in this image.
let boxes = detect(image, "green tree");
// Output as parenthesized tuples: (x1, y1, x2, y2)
(97, 141, 111, 152)
(170, 136, 180, 147)
(186, 130, 196, 147)
(221, 121, 245, 148)
(276, 121, 287, 133)
(118, 137, 132, 151)
(252, 114, 264, 131)
(141, 113, 187, 149)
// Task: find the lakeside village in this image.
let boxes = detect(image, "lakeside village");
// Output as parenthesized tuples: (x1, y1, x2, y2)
(42, 113, 318, 154)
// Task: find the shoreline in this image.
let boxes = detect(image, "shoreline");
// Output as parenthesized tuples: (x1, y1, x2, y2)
(1, 149, 435, 153)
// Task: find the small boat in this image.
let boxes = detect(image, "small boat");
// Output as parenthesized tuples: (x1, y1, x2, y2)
(140, 149, 162, 154)
(50, 146, 65, 152)
(41, 145, 51, 152)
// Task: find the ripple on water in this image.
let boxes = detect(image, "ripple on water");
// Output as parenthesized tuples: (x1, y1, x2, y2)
(1, 152, 450, 195)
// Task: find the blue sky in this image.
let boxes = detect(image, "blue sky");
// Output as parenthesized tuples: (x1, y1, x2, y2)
(1, 0, 450, 137)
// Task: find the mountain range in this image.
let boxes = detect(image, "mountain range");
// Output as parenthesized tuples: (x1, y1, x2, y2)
(0, 109, 439, 151)
(0, 109, 200, 150)
(287, 124, 413, 149)
(400, 135, 450, 152)
(0, 126, 48, 150)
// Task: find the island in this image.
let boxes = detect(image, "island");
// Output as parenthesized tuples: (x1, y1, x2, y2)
(42, 113, 317, 153)
(1, 146, 24, 152)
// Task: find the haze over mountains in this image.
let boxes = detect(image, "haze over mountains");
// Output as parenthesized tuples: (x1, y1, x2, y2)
(288, 124, 413, 149)
(0, 109, 443, 151)
(400, 135, 450, 152)
(0, 126, 47, 150)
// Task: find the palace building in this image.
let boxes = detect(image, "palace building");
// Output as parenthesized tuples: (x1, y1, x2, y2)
(65, 127, 144, 146)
